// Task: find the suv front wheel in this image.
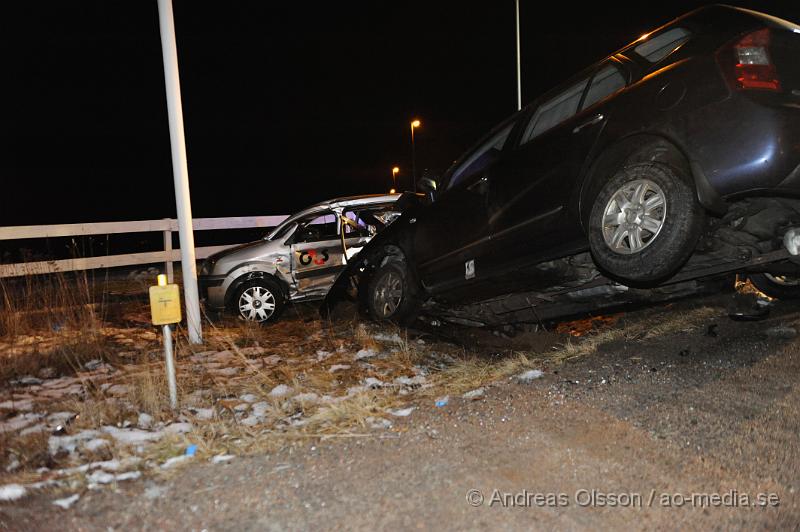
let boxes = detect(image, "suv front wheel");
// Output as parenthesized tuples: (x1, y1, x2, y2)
(366, 261, 420, 324)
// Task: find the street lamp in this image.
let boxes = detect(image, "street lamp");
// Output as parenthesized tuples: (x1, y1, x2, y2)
(391, 166, 399, 192)
(410, 120, 421, 192)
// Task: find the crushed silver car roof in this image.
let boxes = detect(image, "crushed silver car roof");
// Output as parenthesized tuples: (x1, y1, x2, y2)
(266, 193, 400, 240)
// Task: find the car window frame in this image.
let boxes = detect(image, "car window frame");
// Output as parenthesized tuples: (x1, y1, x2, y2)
(580, 57, 630, 112)
(439, 112, 522, 194)
(287, 209, 340, 245)
(516, 74, 592, 148)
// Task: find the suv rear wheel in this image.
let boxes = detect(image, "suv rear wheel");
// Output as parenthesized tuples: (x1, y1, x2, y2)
(588, 162, 705, 284)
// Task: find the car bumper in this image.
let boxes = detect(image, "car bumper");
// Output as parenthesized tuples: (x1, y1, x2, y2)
(198, 275, 226, 310)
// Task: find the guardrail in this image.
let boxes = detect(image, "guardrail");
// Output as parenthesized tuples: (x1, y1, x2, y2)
(0, 216, 288, 279)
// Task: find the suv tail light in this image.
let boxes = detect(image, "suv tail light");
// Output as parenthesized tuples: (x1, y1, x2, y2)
(720, 28, 781, 91)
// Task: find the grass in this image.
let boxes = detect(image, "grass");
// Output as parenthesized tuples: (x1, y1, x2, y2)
(0, 272, 727, 486)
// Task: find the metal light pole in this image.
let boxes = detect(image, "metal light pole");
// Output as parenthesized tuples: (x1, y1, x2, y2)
(391, 166, 399, 193)
(515, 0, 522, 110)
(410, 120, 420, 192)
(157, 0, 202, 344)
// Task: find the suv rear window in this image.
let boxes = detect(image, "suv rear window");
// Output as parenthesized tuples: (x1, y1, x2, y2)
(634, 27, 690, 63)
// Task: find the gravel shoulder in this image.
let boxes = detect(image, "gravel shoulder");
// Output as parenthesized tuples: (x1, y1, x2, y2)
(3, 294, 800, 531)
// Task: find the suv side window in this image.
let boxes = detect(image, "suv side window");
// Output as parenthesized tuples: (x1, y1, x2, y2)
(520, 78, 589, 145)
(581, 63, 626, 110)
(447, 121, 515, 190)
(633, 27, 690, 63)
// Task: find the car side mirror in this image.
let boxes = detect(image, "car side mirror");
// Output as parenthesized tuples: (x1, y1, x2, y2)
(419, 176, 439, 201)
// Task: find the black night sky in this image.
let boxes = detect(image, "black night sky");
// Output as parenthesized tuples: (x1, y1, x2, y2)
(2, 1, 799, 227)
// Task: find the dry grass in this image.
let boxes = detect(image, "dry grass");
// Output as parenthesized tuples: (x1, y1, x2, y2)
(0, 272, 726, 485)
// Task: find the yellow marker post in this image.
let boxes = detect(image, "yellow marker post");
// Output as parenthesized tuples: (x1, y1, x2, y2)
(149, 274, 181, 409)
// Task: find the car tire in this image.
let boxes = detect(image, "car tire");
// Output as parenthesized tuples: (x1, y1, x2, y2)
(588, 162, 705, 285)
(748, 273, 800, 300)
(231, 278, 285, 323)
(366, 261, 420, 324)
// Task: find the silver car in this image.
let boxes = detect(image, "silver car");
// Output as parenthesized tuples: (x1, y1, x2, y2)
(199, 194, 403, 323)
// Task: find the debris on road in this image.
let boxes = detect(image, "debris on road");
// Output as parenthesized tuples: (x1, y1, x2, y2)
(435, 396, 449, 408)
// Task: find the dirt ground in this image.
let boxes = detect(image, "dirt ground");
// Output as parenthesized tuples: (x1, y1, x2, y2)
(2, 291, 800, 530)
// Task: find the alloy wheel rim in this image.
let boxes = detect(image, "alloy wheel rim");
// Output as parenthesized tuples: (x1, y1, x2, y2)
(373, 271, 403, 318)
(238, 286, 276, 322)
(602, 178, 667, 255)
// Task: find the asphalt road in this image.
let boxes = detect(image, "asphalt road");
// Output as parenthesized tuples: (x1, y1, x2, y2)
(3, 293, 800, 531)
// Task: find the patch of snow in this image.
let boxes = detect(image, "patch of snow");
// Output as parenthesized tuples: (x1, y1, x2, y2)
(52, 493, 80, 509)
(388, 407, 415, 417)
(137, 413, 154, 429)
(373, 333, 404, 344)
(316, 350, 332, 361)
(363, 377, 385, 389)
(20, 424, 47, 437)
(239, 393, 259, 403)
(104, 384, 129, 396)
(46, 412, 76, 424)
(366, 417, 392, 429)
(83, 359, 103, 371)
(517, 369, 544, 383)
(462, 387, 485, 400)
(354, 348, 377, 360)
(86, 470, 115, 484)
(101, 426, 164, 445)
(49, 430, 101, 454)
(187, 407, 214, 420)
(393, 375, 427, 387)
(328, 364, 351, 373)
(161, 455, 192, 469)
(0, 484, 27, 501)
(262, 355, 283, 365)
(269, 384, 293, 398)
(211, 454, 235, 464)
(163, 422, 193, 435)
(251, 402, 271, 417)
(114, 471, 141, 482)
(0, 399, 34, 411)
(346, 385, 367, 396)
(84, 439, 110, 452)
(233, 403, 250, 412)
(12, 376, 43, 386)
(240, 415, 261, 427)
(0, 413, 42, 433)
(292, 393, 318, 404)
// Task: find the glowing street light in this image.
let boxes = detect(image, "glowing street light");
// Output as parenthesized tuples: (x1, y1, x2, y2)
(410, 120, 421, 192)
(391, 166, 399, 192)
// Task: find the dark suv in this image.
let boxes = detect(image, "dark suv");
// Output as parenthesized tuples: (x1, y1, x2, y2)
(325, 6, 800, 326)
